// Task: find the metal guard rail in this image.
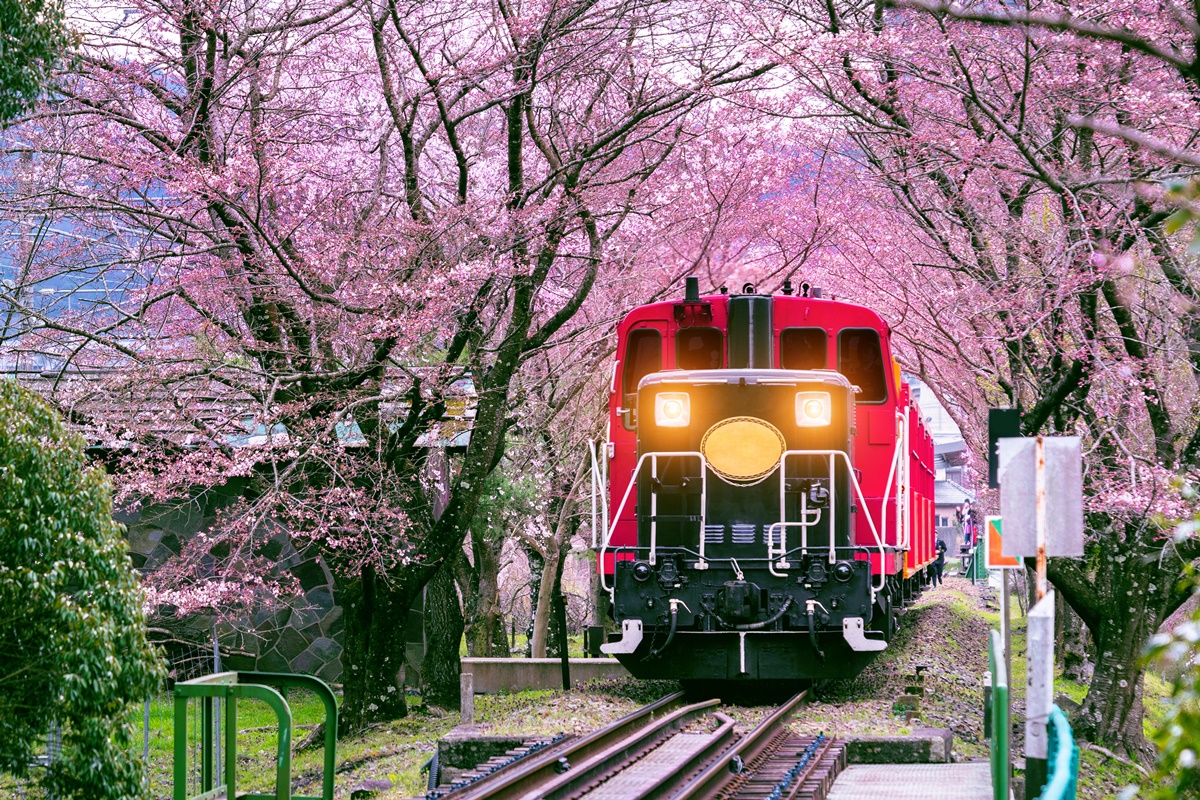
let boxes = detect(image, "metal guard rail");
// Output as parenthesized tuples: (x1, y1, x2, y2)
(173, 670, 337, 800)
(988, 629, 1078, 800)
(599, 448, 894, 598)
(1038, 705, 1079, 800)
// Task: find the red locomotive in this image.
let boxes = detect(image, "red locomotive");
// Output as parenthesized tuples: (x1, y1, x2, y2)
(591, 278, 936, 682)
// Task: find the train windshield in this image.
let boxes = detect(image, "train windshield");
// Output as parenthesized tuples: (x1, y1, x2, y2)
(623, 328, 662, 396)
(779, 327, 826, 370)
(837, 328, 887, 402)
(677, 327, 723, 370)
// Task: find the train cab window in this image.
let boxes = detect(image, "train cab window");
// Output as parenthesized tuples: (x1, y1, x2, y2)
(623, 329, 662, 395)
(677, 327, 723, 370)
(779, 328, 826, 370)
(622, 329, 662, 428)
(837, 329, 888, 403)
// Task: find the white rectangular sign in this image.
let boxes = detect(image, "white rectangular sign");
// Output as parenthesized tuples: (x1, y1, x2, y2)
(998, 436, 1084, 558)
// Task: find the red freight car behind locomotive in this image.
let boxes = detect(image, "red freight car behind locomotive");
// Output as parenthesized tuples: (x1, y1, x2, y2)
(591, 278, 936, 683)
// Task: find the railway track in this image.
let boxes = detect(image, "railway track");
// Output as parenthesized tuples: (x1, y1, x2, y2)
(431, 690, 845, 800)
(431, 691, 690, 800)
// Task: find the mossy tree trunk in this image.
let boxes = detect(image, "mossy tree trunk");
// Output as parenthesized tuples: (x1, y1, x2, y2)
(1047, 517, 1200, 762)
(423, 554, 465, 709)
(1056, 591, 1091, 683)
(463, 531, 508, 657)
(340, 566, 414, 730)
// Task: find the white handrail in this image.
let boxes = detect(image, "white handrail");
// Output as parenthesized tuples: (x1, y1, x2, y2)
(602, 440, 609, 549)
(767, 482, 822, 577)
(879, 430, 900, 550)
(598, 450, 708, 599)
(601, 444, 898, 599)
(775, 449, 889, 594)
(589, 440, 609, 550)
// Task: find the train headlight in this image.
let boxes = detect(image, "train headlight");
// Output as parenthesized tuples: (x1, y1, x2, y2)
(655, 392, 691, 427)
(795, 391, 831, 427)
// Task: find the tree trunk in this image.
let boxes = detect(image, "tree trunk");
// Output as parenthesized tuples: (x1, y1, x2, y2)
(340, 566, 413, 731)
(1078, 607, 1154, 761)
(465, 530, 508, 657)
(423, 555, 464, 710)
(1048, 517, 1192, 763)
(551, 538, 571, 665)
(524, 545, 544, 657)
(530, 542, 560, 658)
(1057, 593, 1092, 683)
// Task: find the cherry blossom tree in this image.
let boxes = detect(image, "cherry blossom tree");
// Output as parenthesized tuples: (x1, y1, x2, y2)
(739, 0, 1200, 757)
(0, 0, 773, 728)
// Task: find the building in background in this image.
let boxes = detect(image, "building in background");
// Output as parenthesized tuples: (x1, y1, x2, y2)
(908, 377, 977, 555)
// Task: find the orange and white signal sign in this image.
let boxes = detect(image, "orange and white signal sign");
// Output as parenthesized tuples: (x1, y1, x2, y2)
(986, 516, 1020, 569)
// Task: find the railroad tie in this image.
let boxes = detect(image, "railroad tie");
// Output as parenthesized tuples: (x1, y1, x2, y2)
(725, 736, 845, 800)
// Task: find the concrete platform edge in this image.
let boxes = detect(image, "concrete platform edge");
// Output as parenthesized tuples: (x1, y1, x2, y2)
(842, 728, 954, 763)
(461, 657, 631, 693)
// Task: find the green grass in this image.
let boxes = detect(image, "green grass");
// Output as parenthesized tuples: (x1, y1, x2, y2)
(0, 678, 666, 800)
(144, 689, 338, 799)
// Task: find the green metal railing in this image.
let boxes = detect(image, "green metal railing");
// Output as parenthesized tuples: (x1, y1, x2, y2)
(968, 538, 988, 582)
(1038, 705, 1079, 800)
(173, 671, 337, 800)
(987, 629, 1009, 800)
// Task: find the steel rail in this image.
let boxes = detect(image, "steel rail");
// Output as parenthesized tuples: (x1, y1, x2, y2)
(516, 698, 722, 800)
(442, 691, 688, 800)
(628, 712, 738, 800)
(667, 689, 810, 800)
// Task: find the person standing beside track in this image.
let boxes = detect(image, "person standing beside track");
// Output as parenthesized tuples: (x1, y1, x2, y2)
(932, 538, 947, 587)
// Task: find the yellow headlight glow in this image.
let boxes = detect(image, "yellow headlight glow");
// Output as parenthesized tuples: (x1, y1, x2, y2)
(654, 392, 691, 427)
(795, 391, 831, 427)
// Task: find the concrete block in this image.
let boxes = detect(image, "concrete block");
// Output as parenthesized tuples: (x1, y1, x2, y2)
(349, 778, 392, 799)
(891, 694, 921, 715)
(460, 658, 631, 693)
(461, 673, 474, 725)
(844, 729, 954, 763)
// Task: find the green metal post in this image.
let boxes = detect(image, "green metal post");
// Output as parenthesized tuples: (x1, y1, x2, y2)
(173, 671, 338, 800)
(231, 684, 292, 800)
(201, 696, 214, 792)
(237, 672, 339, 800)
(173, 695, 188, 800)
(224, 693, 237, 800)
(989, 630, 1009, 800)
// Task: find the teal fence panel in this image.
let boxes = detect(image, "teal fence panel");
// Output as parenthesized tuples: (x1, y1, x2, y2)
(971, 538, 988, 581)
(1038, 705, 1079, 800)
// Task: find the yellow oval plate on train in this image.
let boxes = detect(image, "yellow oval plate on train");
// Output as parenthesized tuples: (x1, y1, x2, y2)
(701, 416, 786, 484)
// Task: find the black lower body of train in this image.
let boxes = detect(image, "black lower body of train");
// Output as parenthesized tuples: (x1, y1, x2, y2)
(603, 546, 917, 682)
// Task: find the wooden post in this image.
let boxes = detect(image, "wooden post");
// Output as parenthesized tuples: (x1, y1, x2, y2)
(1035, 435, 1048, 600)
(460, 672, 474, 725)
(1026, 590, 1055, 797)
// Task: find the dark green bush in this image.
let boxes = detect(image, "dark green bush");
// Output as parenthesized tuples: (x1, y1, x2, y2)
(0, 380, 164, 798)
